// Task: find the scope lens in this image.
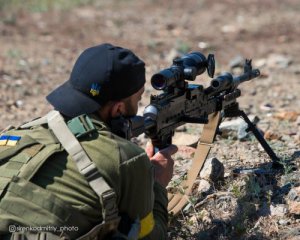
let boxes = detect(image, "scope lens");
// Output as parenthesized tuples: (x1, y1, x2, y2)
(211, 79, 220, 88)
(151, 74, 167, 90)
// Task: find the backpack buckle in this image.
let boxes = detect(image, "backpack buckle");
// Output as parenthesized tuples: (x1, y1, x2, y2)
(101, 190, 118, 221)
(67, 115, 96, 138)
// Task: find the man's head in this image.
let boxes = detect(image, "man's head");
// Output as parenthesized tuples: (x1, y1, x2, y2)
(47, 43, 145, 120)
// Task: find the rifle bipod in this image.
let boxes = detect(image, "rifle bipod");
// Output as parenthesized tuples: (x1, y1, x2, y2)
(222, 104, 283, 171)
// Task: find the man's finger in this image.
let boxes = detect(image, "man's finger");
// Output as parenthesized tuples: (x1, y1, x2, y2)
(145, 141, 154, 158)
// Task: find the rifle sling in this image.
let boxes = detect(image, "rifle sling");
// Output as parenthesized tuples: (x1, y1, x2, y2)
(167, 111, 220, 214)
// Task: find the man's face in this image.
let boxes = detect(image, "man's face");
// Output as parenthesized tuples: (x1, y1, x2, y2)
(122, 86, 145, 117)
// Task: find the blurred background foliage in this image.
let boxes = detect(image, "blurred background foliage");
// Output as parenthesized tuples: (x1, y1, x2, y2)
(0, 0, 97, 12)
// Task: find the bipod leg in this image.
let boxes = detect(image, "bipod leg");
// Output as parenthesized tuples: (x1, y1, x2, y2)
(238, 110, 282, 169)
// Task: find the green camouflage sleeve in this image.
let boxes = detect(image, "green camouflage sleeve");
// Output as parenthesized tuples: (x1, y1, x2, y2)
(118, 151, 168, 239)
(146, 182, 168, 240)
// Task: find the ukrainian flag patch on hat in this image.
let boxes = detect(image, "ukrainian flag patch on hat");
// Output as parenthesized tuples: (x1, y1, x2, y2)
(90, 83, 101, 97)
(0, 135, 21, 146)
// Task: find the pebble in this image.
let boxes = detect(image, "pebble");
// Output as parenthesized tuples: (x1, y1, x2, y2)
(270, 204, 288, 217)
(221, 25, 238, 33)
(198, 41, 209, 49)
(267, 54, 292, 69)
(219, 115, 259, 140)
(274, 111, 299, 122)
(200, 157, 224, 182)
(15, 100, 24, 108)
(278, 219, 290, 226)
(260, 103, 274, 112)
(287, 187, 300, 215)
(197, 179, 212, 195)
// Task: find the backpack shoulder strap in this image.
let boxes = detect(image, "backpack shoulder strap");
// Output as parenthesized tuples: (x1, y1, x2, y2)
(47, 111, 119, 223)
(19, 115, 48, 129)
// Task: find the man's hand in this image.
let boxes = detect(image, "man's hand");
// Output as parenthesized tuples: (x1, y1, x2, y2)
(145, 141, 178, 187)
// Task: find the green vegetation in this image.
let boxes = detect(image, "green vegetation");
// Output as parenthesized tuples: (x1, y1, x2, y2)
(0, 0, 96, 13)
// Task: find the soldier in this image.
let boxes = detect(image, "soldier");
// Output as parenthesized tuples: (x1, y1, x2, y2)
(0, 43, 178, 239)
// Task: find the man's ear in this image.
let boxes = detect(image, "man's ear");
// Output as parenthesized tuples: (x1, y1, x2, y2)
(110, 101, 126, 118)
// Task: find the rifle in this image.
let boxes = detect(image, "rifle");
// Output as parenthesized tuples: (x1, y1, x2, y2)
(111, 51, 281, 168)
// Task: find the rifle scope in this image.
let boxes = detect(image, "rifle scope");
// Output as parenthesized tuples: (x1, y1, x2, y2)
(151, 52, 215, 90)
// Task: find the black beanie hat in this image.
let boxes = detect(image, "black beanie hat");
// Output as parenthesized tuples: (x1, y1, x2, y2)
(46, 43, 146, 118)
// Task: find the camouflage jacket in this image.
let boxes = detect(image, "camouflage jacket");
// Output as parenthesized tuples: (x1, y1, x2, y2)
(0, 112, 168, 239)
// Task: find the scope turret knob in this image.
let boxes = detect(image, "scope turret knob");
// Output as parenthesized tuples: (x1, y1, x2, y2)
(173, 58, 183, 66)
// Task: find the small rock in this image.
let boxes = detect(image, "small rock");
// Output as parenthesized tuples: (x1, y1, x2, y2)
(197, 179, 212, 195)
(15, 80, 23, 86)
(15, 100, 23, 108)
(198, 41, 209, 49)
(221, 25, 238, 33)
(288, 187, 300, 202)
(200, 157, 224, 182)
(270, 204, 288, 217)
(267, 54, 292, 69)
(289, 201, 300, 215)
(219, 115, 259, 140)
(278, 219, 290, 226)
(264, 130, 281, 141)
(287, 187, 300, 215)
(274, 111, 299, 122)
(237, 121, 250, 140)
(260, 103, 274, 112)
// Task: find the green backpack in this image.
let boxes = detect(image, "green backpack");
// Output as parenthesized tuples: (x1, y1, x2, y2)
(0, 111, 122, 240)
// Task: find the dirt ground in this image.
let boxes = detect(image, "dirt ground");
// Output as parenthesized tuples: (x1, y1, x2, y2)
(0, 0, 300, 239)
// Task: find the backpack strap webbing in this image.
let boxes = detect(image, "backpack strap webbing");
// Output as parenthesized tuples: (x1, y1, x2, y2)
(47, 111, 119, 223)
(19, 116, 48, 129)
(167, 111, 221, 214)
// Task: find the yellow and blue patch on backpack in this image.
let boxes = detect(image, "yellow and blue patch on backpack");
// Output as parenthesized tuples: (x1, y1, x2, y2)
(0, 135, 21, 146)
